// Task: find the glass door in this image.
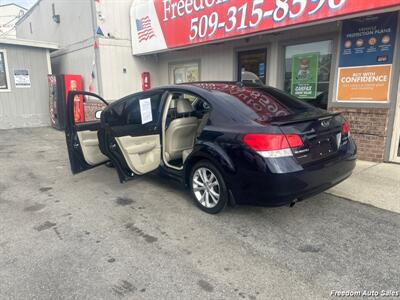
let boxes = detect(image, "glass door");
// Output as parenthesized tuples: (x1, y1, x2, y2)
(238, 49, 267, 85)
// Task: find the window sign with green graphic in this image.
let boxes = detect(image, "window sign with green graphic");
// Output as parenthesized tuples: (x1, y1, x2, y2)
(291, 53, 319, 99)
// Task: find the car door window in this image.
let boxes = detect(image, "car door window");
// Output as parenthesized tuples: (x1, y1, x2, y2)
(164, 91, 212, 137)
(108, 91, 164, 178)
(65, 91, 110, 175)
(82, 95, 108, 122)
(125, 93, 162, 125)
(105, 91, 163, 127)
(168, 93, 210, 113)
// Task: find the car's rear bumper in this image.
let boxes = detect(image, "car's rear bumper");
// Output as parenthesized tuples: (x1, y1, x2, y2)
(231, 151, 356, 207)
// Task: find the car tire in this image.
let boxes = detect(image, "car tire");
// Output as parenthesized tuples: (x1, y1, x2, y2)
(189, 160, 228, 214)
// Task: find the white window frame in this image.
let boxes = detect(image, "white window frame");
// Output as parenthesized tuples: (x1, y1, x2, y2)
(168, 60, 201, 84)
(282, 39, 335, 103)
(0, 49, 11, 92)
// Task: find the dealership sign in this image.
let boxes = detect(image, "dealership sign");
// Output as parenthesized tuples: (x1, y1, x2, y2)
(130, 0, 400, 55)
(337, 12, 398, 102)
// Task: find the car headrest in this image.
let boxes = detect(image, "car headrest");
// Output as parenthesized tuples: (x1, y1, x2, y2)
(176, 98, 194, 113)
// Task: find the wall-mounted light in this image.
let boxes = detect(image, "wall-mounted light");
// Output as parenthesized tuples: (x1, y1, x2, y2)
(52, 3, 60, 24)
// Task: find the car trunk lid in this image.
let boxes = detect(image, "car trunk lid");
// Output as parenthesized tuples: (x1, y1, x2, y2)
(272, 111, 344, 164)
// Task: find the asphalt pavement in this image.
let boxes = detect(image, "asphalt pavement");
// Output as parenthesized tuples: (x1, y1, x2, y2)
(0, 127, 399, 300)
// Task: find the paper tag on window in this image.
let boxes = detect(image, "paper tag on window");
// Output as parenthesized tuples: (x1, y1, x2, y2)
(139, 98, 152, 124)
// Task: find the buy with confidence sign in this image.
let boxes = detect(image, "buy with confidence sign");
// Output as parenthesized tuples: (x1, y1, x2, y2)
(337, 12, 398, 102)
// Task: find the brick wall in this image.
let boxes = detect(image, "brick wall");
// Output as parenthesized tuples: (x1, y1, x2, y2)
(330, 108, 390, 162)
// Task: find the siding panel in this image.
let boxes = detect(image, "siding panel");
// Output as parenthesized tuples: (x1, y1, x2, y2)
(0, 44, 50, 129)
(16, 0, 94, 48)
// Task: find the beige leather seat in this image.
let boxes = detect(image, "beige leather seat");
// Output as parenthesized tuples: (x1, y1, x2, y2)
(165, 98, 198, 162)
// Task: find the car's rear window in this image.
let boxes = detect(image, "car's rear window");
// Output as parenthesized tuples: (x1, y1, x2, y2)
(193, 83, 314, 123)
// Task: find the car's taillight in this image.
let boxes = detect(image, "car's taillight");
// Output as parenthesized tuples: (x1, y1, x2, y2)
(285, 134, 304, 148)
(342, 120, 350, 136)
(243, 134, 303, 158)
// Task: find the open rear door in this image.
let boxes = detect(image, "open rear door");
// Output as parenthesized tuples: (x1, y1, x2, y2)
(99, 91, 165, 182)
(65, 91, 109, 174)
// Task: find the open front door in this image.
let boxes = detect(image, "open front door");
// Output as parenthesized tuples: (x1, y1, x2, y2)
(65, 91, 109, 174)
(100, 91, 165, 182)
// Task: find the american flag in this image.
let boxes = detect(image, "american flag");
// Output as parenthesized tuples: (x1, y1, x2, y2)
(136, 16, 155, 42)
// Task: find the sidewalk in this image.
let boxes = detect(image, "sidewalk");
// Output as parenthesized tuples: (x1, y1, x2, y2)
(327, 160, 400, 214)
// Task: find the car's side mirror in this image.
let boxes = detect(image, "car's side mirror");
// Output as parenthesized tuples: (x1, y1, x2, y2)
(95, 110, 102, 119)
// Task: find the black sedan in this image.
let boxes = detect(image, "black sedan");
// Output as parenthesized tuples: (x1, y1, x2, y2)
(65, 82, 357, 214)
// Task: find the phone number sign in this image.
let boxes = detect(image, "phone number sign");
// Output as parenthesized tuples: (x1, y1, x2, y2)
(131, 0, 400, 55)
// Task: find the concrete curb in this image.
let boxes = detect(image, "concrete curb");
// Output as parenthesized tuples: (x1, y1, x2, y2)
(326, 160, 400, 214)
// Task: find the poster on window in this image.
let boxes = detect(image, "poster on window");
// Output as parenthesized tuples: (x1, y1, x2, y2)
(291, 53, 319, 99)
(139, 97, 153, 124)
(337, 65, 392, 102)
(185, 66, 199, 82)
(337, 12, 397, 102)
(171, 63, 199, 84)
(173, 68, 185, 84)
(14, 69, 31, 88)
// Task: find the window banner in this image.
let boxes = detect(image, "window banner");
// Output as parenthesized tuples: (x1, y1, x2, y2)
(337, 12, 398, 102)
(130, 0, 400, 55)
(291, 52, 319, 99)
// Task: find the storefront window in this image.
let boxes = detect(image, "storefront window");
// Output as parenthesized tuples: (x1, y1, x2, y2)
(170, 62, 199, 84)
(238, 49, 267, 84)
(284, 41, 333, 109)
(0, 51, 9, 90)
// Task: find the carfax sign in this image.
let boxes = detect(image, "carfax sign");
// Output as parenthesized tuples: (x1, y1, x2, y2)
(291, 53, 319, 99)
(337, 12, 398, 102)
(130, 0, 400, 55)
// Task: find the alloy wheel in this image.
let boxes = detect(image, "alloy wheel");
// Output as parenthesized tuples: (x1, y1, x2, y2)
(192, 167, 220, 208)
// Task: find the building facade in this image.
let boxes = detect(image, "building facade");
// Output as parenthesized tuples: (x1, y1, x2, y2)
(0, 3, 27, 38)
(0, 38, 57, 129)
(16, 0, 400, 163)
